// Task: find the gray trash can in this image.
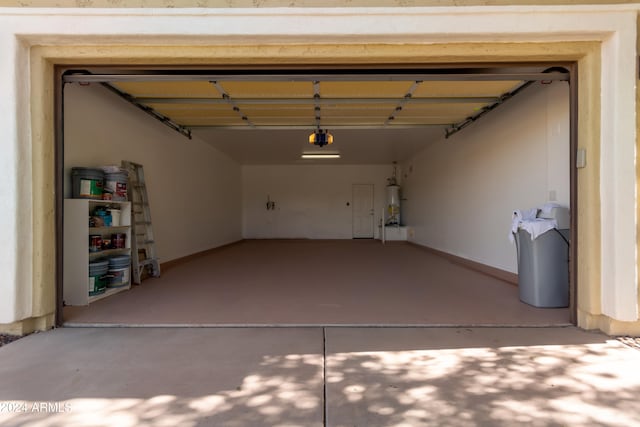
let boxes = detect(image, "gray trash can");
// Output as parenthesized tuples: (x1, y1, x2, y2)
(514, 207, 570, 308)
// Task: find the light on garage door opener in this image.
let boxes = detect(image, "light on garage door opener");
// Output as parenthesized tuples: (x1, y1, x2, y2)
(305, 127, 338, 158)
(301, 153, 340, 159)
(308, 128, 334, 147)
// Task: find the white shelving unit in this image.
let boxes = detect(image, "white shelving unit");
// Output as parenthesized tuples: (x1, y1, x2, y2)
(63, 199, 132, 306)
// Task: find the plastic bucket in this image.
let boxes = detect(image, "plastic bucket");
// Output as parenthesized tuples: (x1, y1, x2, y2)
(104, 171, 128, 201)
(109, 209, 121, 226)
(72, 167, 104, 199)
(88, 260, 109, 296)
(108, 255, 130, 288)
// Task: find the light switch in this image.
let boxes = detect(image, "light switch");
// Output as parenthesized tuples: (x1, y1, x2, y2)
(576, 148, 586, 168)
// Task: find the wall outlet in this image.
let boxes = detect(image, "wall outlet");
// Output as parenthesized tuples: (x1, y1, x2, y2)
(549, 190, 557, 201)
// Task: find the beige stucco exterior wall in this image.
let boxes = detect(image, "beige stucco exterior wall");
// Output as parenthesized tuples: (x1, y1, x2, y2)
(0, 5, 638, 335)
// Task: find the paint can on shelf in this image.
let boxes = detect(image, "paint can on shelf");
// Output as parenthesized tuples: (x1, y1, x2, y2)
(101, 237, 111, 250)
(89, 235, 102, 253)
(93, 207, 111, 227)
(88, 260, 108, 296)
(111, 233, 126, 249)
(71, 168, 104, 199)
(104, 170, 128, 201)
(107, 255, 130, 288)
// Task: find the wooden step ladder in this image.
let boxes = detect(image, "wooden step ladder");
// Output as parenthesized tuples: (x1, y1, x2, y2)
(122, 161, 161, 284)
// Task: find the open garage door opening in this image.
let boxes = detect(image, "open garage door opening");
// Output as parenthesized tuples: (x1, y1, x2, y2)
(57, 65, 576, 327)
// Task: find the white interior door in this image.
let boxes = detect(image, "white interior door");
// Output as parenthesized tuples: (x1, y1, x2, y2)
(352, 184, 374, 239)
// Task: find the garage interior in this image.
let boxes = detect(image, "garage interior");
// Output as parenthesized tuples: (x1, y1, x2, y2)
(60, 66, 573, 326)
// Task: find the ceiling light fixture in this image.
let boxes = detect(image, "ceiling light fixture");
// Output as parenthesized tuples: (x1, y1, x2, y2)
(301, 153, 341, 159)
(308, 129, 334, 147)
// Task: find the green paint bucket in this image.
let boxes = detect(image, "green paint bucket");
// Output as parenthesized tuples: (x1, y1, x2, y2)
(88, 260, 108, 296)
(72, 167, 104, 199)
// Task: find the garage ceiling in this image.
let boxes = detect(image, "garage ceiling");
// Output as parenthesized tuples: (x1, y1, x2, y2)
(65, 68, 568, 164)
(110, 79, 522, 128)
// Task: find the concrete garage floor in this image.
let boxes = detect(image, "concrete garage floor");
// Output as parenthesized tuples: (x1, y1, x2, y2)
(1, 327, 640, 427)
(64, 240, 570, 326)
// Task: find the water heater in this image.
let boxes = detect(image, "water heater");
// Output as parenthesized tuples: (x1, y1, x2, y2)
(386, 184, 401, 226)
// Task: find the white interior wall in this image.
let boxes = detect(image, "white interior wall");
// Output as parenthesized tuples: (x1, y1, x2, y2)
(402, 81, 570, 273)
(242, 165, 391, 239)
(64, 83, 242, 262)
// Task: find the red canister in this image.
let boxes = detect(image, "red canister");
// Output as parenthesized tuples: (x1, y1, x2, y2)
(89, 235, 102, 252)
(111, 233, 126, 249)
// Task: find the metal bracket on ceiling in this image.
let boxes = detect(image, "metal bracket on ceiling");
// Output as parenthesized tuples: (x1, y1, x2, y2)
(313, 81, 322, 129)
(444, 80, 536, 139)
(63, 70, 192, 140)
(384, 80, 422, 127)
(210, 81, 254, 128)
(444, 66, 570, 139)
(100, 82, 192, 140)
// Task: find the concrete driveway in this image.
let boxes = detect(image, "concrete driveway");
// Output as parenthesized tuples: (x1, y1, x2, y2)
(0, 327, 639, 426)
